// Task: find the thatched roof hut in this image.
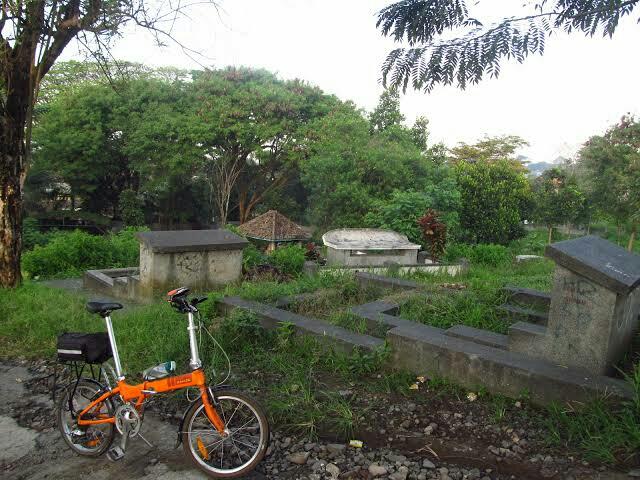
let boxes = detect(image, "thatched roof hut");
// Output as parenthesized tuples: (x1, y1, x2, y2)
(238, 210, 310, 250)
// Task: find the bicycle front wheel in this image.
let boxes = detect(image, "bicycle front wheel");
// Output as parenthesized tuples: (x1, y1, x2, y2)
(182, 388, 270, 478)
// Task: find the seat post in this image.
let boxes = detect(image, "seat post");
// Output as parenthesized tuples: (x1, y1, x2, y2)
(104, 315, 124, 379)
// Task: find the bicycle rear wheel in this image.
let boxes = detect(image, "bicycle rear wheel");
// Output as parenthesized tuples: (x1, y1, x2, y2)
(56, 378, 115, 456)
(182, 388, 270, 478)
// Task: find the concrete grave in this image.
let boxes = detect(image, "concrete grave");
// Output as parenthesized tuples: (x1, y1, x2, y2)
(137, 229, 248, 295)
(323, 228, 421, 267)
(509, 236, 640, 375)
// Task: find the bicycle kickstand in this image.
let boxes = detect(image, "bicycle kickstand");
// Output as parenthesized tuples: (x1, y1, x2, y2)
(107, 423, 130, 462)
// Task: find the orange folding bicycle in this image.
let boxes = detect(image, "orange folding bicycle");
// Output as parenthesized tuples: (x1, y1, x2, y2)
(55, 287, 269, 478)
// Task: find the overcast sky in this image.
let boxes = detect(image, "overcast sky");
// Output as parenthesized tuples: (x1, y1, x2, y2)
(63, 0, 640, 163)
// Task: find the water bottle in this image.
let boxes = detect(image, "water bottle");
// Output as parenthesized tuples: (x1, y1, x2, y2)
(143, 361, 176, 380)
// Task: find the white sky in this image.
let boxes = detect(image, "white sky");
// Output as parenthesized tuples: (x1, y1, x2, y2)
(63, 0, 640, 163)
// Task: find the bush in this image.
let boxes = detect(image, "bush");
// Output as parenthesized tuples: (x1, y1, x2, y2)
(444, 243, 473, 262)
(22, 229, 143, 278)
(470, 244, 512, 267)
(268, 244, 306, 276)
(22, 217, 52, 251)
(455, 160, 532, 245)
(444, 243, 511, 267)
(242, 243, 267, 271)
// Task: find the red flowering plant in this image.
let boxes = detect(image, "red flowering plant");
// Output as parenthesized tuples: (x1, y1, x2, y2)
(417, 209, 447, 262)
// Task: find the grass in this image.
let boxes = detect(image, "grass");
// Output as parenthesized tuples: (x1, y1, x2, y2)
(397, 259, 555, 334)
(1, 228, 639, 464)
(545, 366, 640, 465)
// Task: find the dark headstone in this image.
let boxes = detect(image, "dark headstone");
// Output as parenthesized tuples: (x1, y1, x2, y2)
(136, 229, 248, 253)
(545, 235, 640, 294)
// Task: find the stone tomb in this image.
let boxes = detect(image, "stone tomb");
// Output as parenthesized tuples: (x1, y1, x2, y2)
(136, 229, 248, 295)
(509, 235, 640, 375)
(323, 228, 421, 267)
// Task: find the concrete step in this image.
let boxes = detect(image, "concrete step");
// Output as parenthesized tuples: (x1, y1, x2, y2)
(508, 321, 547, 357)
(445, 325, 509, 350)
(498, 304, 549, 325)
(502, 285, 551, 311)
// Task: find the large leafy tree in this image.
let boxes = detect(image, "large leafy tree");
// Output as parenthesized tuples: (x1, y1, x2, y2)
(455, 160, 532, 244)
(577, 114, 640, 250)
(301, 105, 447, 230)
(532, 167, 585, 243)
(34, 78, 194, 223)
(188, 68, 340, 225)
(377, 0, 639, 92)
(449, 135, 529, 170)
(0, 0, 217, 287)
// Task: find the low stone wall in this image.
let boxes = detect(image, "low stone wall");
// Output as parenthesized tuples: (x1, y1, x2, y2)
(84, 268, 141, 301)
(215, 285, 634, 406)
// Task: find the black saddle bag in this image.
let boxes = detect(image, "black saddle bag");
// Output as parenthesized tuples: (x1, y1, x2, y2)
(57, 332, 112, 364)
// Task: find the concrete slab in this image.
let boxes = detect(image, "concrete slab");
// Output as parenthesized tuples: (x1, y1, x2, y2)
(354, 272, 422, 292)
(445, 325, 509, 350)
(137, 229, 248, 254)
(545, 235, 640, 294)
(218, 297, 385, 353)
(498, 304, 549, 325)
(502, 285, 551, 311)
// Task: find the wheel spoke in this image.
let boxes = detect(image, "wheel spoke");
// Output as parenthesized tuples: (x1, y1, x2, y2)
(225, 402, 242, 427)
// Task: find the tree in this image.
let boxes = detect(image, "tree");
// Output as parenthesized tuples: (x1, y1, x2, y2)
(449, 135, 529, 170)
(369, 88, 405, 133)
(455, 160, 532, 244)
(0, 0, 217, 287)
(188, 68, 340, 224)
(577, 115, 640, 250)
(301, 107, 436, 230)
(377, 0, 639, 92)
(532, 167, 585, 244)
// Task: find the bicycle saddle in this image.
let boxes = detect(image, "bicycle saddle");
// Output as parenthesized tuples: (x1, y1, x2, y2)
(86, 301, 123, 316)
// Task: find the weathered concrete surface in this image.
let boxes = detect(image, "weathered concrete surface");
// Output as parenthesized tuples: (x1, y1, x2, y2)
(387, 323, 633, 406)
(323, 229, 420, 267)
(508, 322, 547, 357)
(0, 363, 225, 480)
(445, 325, 509, 350)
(545, 235, 640, 294)
(137, 229, 247, 296)
(84, 268, 142, 302)
(498, 304, 549, 325)
(354, 272, 423, 292)
(218, 296, 385, 353)
(502, 285, 551, 311)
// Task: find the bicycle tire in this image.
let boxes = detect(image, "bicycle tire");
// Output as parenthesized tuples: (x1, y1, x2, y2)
(182, 388, 270, 478)
(56, 378, 115, 457)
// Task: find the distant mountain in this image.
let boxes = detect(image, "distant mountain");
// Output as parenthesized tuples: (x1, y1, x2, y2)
(526, 161, 554, 176)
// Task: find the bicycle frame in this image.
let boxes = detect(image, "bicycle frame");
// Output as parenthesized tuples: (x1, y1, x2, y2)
(76, 310, 225, 434)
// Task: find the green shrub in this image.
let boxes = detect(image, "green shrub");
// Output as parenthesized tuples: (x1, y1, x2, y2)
(21, 228, 143, 278)
(444, 243, 473, 262)
(22, 217, 52, 251)
(269, 244, 306, 276)
(469, 244, 512, 267)
(242, 243, 267, 271)
(444, 243, 511, 267)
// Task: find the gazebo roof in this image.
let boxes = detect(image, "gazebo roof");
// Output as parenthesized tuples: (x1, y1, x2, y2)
(238, 210, 310, 242)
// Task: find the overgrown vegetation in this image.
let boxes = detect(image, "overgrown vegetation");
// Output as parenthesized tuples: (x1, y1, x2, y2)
(21, 228, 143, 278)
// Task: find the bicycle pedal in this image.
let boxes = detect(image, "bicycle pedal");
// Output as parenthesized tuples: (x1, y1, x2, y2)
(106, 446, 125, 462)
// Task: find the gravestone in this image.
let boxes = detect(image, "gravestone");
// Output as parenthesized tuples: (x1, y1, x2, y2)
(510, 235, 640, 375)
(136, 229, 248, 295)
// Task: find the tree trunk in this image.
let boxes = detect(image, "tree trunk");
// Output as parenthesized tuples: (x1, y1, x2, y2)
(616, 224, 622, 244)
(547, 226, 553, 245)
(628, 224, 637, 252)
(1, 92, 30, 287)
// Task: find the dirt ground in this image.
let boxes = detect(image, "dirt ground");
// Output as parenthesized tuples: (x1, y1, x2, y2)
(1, 360, 636, 480)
